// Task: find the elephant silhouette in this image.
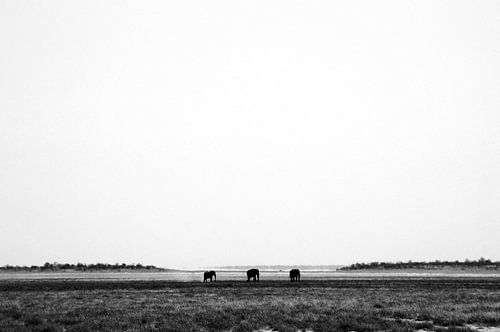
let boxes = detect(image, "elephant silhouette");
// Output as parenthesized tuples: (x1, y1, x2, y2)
(203, 270, 216, 282)
(247, 268, 259, 282)
(289, 269, 300, 282)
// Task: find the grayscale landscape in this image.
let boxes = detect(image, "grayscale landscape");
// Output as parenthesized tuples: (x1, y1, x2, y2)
(1, 0, 499, 331)
(1, 267, 499, 331)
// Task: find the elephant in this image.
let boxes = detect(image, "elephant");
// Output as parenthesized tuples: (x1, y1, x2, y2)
(289, 269, 300, 282)
(247, 268, 259, 282)
(203, 270, 216, 282)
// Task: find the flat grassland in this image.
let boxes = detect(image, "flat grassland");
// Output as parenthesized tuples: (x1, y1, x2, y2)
(0, 277, 499, 331)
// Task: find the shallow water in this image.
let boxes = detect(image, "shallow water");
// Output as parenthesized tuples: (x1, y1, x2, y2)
(0, 270, 499, 281)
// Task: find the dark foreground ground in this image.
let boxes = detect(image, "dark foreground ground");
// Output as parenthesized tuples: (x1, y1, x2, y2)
(0, 278, 499, 331)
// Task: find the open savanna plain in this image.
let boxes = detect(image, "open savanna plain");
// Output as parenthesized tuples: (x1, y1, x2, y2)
(0, 274, 499, 332)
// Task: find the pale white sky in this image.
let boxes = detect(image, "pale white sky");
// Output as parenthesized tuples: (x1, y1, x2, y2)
(1, 0, 499, 268)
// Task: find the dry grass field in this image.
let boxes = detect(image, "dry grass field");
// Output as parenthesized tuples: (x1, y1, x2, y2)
(0, 277, 499, 331)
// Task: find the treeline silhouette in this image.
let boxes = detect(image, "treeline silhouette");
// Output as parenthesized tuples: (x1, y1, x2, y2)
(0, 262, 164, 272)
(340, 258, 499, 270)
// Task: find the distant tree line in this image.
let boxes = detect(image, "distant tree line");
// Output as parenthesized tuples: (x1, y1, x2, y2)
(0, 262, 164, 272)
(340, 258, 499, 270)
